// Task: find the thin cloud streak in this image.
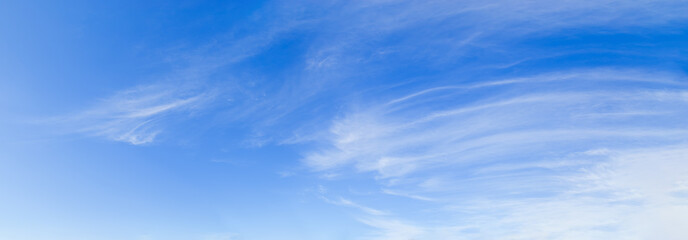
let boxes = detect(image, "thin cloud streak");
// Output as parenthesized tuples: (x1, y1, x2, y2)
(58, 83, 215, 145)
(301, 68, 688, 239)
(348, 144, 688, 240)
(304, 69, 688, 175)
(319, 195, 388, 216)
(42, 0, 688, 238)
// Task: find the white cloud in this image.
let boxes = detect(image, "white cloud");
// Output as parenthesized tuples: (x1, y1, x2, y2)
(45, 0, 688, 238)
(381, 189, 436, 202)
(320, 195, 388, 216)
(303, 69, 688, 177)
(295, 0, 688, 74)
(301, 69, 688, 239)
(60, 83, 214, 145)
(357, 144, 688, 239)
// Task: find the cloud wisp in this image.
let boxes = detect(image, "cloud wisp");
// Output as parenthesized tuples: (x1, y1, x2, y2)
(304, 69, 688, 177)
(45, 0, 688, 238)
(56, 0, 688, 146)
(302, 68, 688, 239)
(60, 83, 214, 145)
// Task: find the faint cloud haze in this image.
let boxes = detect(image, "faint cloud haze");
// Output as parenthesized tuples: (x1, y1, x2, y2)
(10, 0, 688, 239)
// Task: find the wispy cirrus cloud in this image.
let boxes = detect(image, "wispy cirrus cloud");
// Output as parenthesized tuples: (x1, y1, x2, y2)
(302, 68, 688, 239)
(328, 139, 688, 240)
(303, 69, 688, 176)
(268, 4, 688, 239)
(58, 82, 214, 145)
(57, 0, 688, 146)
(47, 0, 688, 238)
(297, 0, 688, 75)
(320, 196, 388, 216)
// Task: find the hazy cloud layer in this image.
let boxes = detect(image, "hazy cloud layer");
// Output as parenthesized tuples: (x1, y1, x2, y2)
(54, 0, 688, 239)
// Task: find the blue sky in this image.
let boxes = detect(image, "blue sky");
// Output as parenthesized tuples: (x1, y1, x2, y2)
(1, 0, 688, 239)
